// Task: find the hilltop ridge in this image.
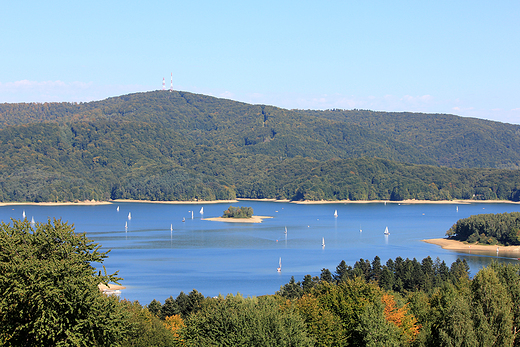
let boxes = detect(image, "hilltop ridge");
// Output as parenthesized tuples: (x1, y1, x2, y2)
(0, 90, 519, 202)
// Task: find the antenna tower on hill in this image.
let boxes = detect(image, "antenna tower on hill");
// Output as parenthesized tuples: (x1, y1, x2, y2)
(170, 73, 173, 92)
(162, 77, 165, 90)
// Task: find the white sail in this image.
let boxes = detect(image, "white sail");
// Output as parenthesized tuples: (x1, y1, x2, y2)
(22, 210, 25, 218)
(117, 206, 119, 212)
(277, 257, 282, 272)
(191, 210, 194, 219)
(31, 216, 35, 224)
(284, 226, 287, 234)
(125, 221, 128, 229)
(322, 237, 325, 247)
(334, 209, 338, 217)
(170, 224, 173, 231)
(384, 226, 390, 235)
(200, 207, 204, 214)
(128, 212, 131, 220)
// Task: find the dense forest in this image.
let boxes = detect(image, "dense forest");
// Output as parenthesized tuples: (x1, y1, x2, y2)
(4, 218, 520, 346)
(447, 212, 520, 246)
(0, 90, 519, 202)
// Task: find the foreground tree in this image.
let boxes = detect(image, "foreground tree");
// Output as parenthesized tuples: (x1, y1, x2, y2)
(181, 294, 313, 346)
(0, 218, 127, 346)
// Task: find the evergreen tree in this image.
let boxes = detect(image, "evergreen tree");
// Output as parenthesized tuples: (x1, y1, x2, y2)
(160, 296, 180, 320)
(320, 268, 334, 283)
(147, 299, 162, 317)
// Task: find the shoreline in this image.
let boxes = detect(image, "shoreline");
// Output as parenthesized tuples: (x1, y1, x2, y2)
(0, 200, 113, 207)
(423, 238, 520, 257)
(294, 199, 520, 205)
(0, 198, 518, 207)
(111, 199, 238, 205)
(0, 199, 239, 207)
(202, 216, 273, 223)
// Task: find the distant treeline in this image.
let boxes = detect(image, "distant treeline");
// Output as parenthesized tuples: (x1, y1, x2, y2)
(1, 91, 520, 203)
(447, 212, 520, 245)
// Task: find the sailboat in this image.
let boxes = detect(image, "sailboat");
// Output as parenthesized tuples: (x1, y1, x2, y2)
(284, 226, 287, 234)
(191, 210, 194, 219)
(31, 216, 35, 224)
(277, 257, 282, 272)
(456, 206, 459, 212)
(22, 210, 25, 219)
(117, 206, 119, 212)
(200, 207, 204, 214)
(128, 212, 131, 220)
(170, 224, 173, 232)
(334, 209, 338, 218)
(384, 226, 390, 235)
(322, 237, 325, 247)
(125, 221, 128, 229)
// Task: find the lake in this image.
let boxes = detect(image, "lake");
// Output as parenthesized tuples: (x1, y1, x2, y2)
(2, 200, 520, 305)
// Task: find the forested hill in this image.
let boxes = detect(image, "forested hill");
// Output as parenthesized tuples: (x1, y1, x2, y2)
(299, 109, 520, 169)
(0, 90, 519, 203)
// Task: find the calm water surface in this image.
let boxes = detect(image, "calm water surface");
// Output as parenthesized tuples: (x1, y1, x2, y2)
(3, 201, 520, 304)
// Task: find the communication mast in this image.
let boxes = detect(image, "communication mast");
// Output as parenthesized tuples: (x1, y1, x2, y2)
(170, 72, 173, 92)
(162, 77, 165, 90)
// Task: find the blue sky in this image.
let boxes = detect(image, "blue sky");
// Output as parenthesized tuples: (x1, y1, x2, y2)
(1, 1, 519, 124)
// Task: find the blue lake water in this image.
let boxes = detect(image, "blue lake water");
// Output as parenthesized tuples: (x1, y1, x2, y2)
(3, 201, 520, 305)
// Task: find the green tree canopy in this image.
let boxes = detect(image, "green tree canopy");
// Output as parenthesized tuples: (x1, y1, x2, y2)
(0, 218, 127, 346)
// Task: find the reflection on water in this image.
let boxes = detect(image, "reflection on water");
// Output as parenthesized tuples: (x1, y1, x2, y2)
(2, 201, 520, 304)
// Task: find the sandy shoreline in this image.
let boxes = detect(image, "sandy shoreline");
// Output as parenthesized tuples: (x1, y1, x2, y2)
(423, 238, 520, 257)
(111, 199, 238, 205)
(294, 199, 520, 205)
(0, 198, 518, 207)
(202, 216, 273, 223)
(0, 199, 239, 207)
(0, 200, 113, 207)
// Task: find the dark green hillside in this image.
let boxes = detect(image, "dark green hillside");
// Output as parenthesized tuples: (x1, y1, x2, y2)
(3, 91, 520, 168)
(0, 91, 520, 202)
(302, 109, 520, 168)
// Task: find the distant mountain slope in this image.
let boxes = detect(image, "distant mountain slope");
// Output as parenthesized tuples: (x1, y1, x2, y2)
(2, 91, 519, 168)
(300, 109, 520, 168)
(0, 91, 519, 202)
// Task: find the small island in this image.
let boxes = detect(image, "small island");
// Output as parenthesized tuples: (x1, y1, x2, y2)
(203, 206, 272, 223)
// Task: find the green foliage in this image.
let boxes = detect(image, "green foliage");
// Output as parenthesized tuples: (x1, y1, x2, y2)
(0, 91, 520, 203)
(222, 206, 254, 218)
(471, 267, 514, 346)
(356, 298, 403, 347)
(447, 212, 520, 245)
(0, 218, 127, 346)
(119, 300, 178, 347)
(181, 294, 314, 346)
(140, 258, 520, 346)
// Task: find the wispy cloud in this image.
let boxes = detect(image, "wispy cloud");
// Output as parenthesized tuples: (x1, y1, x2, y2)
(0, 80, 152, 103)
